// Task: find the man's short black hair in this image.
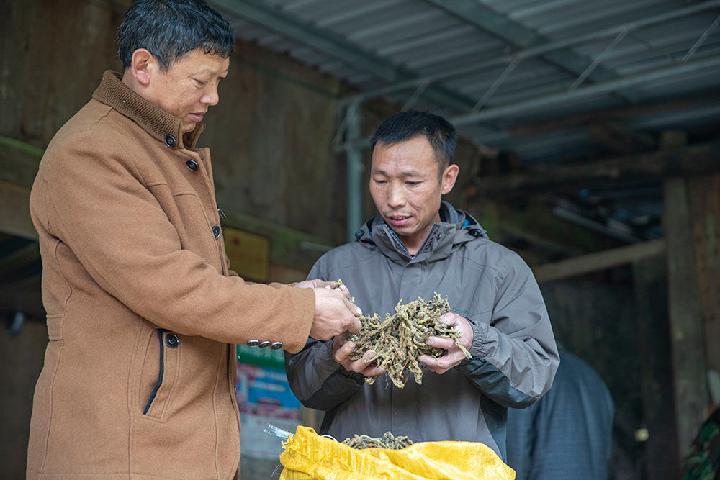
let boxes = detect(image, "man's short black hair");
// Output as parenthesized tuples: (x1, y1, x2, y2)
(118, 0, 235, 70)
(370, 110, 458, 169)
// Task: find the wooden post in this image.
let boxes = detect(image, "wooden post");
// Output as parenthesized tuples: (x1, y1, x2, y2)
(663, 131, 710, 458)
(686, 175, 720, 375)
(665, 177, 708, 456)
(633, 255, 679, 478)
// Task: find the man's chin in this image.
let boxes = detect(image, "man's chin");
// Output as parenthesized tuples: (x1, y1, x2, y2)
(388, 225, 416, 237)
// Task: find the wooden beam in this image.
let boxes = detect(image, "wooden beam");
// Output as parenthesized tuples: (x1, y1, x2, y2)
(589, 122, 656, 155)
(471, 140, 720, 197)
(534, 239, 665, 283)
(467, 198, 614, 257)
(633, 256, 679, 478)
(664, 177, 709, 457)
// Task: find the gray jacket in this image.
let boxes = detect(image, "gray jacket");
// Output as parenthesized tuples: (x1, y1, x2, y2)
(285, 202, 558, 458)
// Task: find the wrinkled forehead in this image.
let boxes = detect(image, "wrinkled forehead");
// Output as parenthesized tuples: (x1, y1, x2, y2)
(371, 137, 441, 176)
(165, 49, 230, 75)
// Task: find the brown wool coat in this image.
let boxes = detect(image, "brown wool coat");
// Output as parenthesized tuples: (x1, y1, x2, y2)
(27, 71, 315, 480)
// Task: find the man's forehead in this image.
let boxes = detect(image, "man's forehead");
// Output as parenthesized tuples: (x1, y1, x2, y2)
(371, 139, 439, 175)
(172, 50, 230, 74)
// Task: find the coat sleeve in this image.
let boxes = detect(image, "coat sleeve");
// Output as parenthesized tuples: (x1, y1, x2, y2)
(459, 250, 558, 407)
(284, 257, 364, 410)
(36, 135, 314, 353)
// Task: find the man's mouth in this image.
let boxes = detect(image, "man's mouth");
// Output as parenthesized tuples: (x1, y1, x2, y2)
(187, 112, 205, 123)
(386, 215, 412, 227)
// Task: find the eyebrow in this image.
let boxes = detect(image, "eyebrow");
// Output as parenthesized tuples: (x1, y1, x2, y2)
(372, 169, 423, 177)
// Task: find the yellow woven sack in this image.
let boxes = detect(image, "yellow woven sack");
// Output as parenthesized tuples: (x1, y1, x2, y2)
(279, 426, 516, 480)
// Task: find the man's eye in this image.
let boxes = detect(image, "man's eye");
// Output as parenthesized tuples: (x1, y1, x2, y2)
(193, 78, 207, 87)
(374, 179, 387, 185)
(406, 181, 421, 186)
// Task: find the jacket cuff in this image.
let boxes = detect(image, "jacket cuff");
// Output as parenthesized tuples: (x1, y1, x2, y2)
(283, 287, 316, 354)
(468, 321, 496, 359)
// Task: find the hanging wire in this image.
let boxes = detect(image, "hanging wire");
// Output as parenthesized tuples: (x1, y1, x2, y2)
(402, 78, 432, 111)
(570, 28, 629, 90)
(472, 55, 521, 111)
(681, 13, 720, 63)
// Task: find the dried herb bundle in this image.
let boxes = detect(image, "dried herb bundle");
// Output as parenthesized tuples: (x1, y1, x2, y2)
(348, 293, 471, 388)
(341, 432, 414, 450)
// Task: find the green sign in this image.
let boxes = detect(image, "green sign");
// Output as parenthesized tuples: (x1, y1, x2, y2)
(236, 344, 285, 369)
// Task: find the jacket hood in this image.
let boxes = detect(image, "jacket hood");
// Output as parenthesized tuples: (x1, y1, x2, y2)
(355, 201, 488, 265)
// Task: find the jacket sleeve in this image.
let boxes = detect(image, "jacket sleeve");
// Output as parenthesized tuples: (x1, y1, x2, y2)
(36, 135, 314, 353)
(459, 251, 558, 407)
(284, 258, 364, 410)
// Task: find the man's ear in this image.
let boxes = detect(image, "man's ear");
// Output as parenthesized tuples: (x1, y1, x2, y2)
(441, 164, 460, 195)
(129, 48, 155, 86)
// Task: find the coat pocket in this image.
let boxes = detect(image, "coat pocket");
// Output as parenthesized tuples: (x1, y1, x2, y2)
(141, 329, 181, 420)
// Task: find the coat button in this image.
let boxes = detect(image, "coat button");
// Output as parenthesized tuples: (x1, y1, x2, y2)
(164, 134, 177, 148)
(247, 339, 260, 347)
(270, 341, 283, 350)
(166, 333, 180, 348)
(212, 225, 221, 238)
(259, 340, 271, 348)
(186, 159, 198, 172)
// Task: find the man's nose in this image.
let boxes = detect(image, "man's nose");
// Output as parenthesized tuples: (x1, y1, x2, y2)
(202, 86, 220, 106)
(387, 185, 406, 208)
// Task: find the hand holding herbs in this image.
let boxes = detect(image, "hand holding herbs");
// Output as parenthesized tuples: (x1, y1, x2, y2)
(333, 336, 386, 378)
(309, 285, 361, 341)
(418, 311, 474, 375)
(342, 292, 472, 388)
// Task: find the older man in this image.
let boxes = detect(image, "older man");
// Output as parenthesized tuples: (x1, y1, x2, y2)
(286, 110, 558, 459)
(27, 1, 359, 479)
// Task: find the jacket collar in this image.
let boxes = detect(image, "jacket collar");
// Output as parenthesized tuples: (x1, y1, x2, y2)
(92, 71, 204, 150)
(356, 201, 488, 265)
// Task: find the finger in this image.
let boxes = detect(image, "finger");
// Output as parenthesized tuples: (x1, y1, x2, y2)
(347, 359, 368, 373)
(425, 336, 456, 350)
(438, 312, 459, 326)
(345, 314, 362, 333)
(442, 352, 464, 367)
(332, 335, 347, 352)
(418, 355, 438, 369)
(334, 341, 356, 363)
(363, 365, 386, 377)
(362, 349, 378, 363)
(344, 297, 362, 316)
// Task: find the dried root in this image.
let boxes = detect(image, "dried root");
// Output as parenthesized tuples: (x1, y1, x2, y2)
(341, 432, 414, 449)
(346, 292, 471, 388)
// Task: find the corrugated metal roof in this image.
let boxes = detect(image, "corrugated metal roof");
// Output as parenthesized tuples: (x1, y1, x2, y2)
(214, 0, 720, 174)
